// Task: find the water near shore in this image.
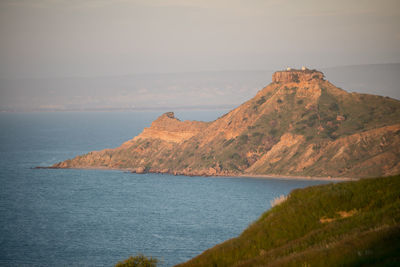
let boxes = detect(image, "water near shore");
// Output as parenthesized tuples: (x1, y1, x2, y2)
(0, 111, 329, 266)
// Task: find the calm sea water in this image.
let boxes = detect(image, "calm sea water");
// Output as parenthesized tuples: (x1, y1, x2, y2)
(0, 111, 329, 266)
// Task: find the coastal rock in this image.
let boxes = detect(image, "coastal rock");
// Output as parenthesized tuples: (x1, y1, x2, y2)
(133, 167, 146, 174)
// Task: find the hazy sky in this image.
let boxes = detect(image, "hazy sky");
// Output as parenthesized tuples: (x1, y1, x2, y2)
(1, 0, 399, 79)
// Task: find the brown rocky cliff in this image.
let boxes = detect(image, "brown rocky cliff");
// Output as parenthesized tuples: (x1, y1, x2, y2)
(122, 112, 209, 146)
(146, 112, 208, 136)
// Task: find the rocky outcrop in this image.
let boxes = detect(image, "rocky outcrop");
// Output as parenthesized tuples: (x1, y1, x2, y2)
(131, 112, 208, 144)
(272, 69, 324, 83)
(51, 69, 400, 178)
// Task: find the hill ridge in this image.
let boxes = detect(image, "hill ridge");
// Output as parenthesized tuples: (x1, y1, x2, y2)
(51, 69, 400, 178)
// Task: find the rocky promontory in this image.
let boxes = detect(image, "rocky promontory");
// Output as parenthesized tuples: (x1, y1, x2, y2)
(51, 68, 400, 178)
(133, 112, 208, 143)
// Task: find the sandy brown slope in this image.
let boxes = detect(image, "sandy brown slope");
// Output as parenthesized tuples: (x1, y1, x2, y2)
(51, 69, 400, 178)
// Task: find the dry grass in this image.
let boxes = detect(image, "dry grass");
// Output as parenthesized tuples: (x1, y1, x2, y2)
(320, 209, 358, 223)
(270, 194, 288, 207)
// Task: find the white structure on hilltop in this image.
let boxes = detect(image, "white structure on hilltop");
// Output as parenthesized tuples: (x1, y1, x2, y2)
(301, 66, 307, 71)
(286, 67, 292, 71)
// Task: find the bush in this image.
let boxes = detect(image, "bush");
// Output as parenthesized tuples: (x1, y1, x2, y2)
(251, 132, 264, 138)
(238, 134, 248, 144)
(256, 96, 266, 105)
(115, 254, 158, 267)
(230, 153, 241, 160)
(269, 128, 278, 137)
(329, 102, 339, 111)
(306, 135, 313, 141)
(223, 138, 235, 147)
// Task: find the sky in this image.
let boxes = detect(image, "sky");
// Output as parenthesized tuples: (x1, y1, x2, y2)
(1, 0, 399, 79)
(0, 0, 399, 111)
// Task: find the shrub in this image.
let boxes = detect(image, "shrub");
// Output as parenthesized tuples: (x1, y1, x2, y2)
(230, 153, 241, 160)
(223, 138, 235, 147)
(269, 128, 278, 137)
(256, 96, 266, 105)
(295, 126, 306, 134)
(251, 132, 264, 137)
(115, 254, 158, 267)
(329, 102, 339, 111)
(307, 120, 316, 127)
(238, 134, 249, 144)
(308, 114, 318, 121)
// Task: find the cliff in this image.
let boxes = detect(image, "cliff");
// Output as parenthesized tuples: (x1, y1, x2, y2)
(51, 68, 400, 178)
(272, 68, 324, 83)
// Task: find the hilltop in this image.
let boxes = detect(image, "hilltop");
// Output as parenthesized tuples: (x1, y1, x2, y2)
(176, 175, 400, 266)
(51, 68, 400, 178)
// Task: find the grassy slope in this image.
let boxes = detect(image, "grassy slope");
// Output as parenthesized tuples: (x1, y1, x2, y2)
(177, 175, 400, 266)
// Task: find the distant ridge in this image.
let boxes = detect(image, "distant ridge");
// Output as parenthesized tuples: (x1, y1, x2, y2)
(2, 63, 399, 112)
(322, 63, 400, 100)
(51, 68, 400, 178)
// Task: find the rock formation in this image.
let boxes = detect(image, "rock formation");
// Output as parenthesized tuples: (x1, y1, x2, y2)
(51, 68, 400, 178)
(129, 112, 208, 144)
(272, 68, 324, 83)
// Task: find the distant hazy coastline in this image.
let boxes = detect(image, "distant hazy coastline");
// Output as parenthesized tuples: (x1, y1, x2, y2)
(1, 63, 399, 112)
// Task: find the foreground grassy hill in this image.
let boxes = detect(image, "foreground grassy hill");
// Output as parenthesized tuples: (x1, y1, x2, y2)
(177, 175, 400, 266)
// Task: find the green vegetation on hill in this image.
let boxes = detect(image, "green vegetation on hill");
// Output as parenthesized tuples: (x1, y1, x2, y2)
(53, 70, 400, 178)
(177, 175, 400, 266)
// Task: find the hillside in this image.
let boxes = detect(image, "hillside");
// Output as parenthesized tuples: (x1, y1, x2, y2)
(51, 68, 400, 178)
(176, 175, 400, 266)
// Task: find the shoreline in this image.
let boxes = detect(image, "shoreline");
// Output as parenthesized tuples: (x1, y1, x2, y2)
(36, 166, 359, 181)
(237, 174, 358, 181)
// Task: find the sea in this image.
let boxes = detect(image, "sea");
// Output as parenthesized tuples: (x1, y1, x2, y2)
(0, 111, 330, 266)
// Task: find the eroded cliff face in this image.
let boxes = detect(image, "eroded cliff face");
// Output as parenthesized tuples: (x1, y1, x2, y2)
(51, 69, 400, 178)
